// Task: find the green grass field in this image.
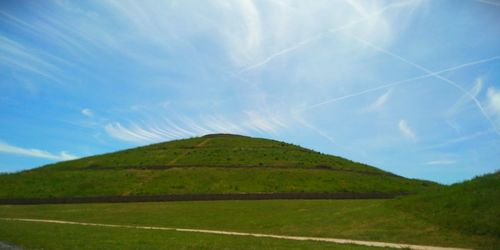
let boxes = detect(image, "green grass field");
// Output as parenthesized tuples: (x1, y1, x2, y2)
(0, 199, 498, 249)
(0, 219, 385, 250)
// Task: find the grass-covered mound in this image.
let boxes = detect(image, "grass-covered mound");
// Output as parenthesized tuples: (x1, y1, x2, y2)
(0, 134, 436, 198)
(391, 171, 500, 239)
(44, 134, 389, 172)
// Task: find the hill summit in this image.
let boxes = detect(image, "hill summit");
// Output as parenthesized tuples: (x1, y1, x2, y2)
(0, 134, 436, 198)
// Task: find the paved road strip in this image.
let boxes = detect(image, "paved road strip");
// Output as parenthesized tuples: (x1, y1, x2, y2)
(0, 217, 472, 250)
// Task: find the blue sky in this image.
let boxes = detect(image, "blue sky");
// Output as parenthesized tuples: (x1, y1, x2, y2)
(1, 0, 500, 184)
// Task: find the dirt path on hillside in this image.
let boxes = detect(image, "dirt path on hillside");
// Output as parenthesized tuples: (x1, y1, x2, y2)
(167, 138, 211, 165)
(121, 138, 212, 196)
(121, 170, 155, 196)
(0, 218, 472, 250)
(0, 241, 22, 250)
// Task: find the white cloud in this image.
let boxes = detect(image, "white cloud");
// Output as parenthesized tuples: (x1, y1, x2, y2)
(426, 159, 455, 165)
(243, 110, 286, 134)
(200, 115, 246, 135)
(474, 0, 500, 7)
(240, 0, 262, 54)
(238, 0, 412, 73)
(398, 119, 416, 141)
(0, 141, 77, 161)
(0, 36, 63, 84)
(104, 111, 289, 143)
(104, 122, 161, 143)
(364, 88, 392, 111)
(81, 108, 94, 117)
(487, 87, 500, 115)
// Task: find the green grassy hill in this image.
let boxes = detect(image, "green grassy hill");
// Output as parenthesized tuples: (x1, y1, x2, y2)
(0, 134, 498, 249)
(0, 134, 436, 198)
(392, 171, 500, 239)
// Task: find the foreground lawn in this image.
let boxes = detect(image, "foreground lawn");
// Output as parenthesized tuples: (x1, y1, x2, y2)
(0, 220, 382, 250)
(0, 199, 497, 249)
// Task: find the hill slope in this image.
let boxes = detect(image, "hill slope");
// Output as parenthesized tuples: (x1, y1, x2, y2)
(0, 134, 436, 198)
(392, 171, 500, 239)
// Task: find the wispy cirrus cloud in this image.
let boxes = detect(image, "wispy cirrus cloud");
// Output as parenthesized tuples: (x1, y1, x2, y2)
(364, 88, 392, 112)
(474, 0, 500, 7)
(238, 0, 420, 73)
(0, 141, 77, 161)
(0, 36, 63, 84)
(398, 120, 416, 141)
(104, 111, 289, 143)
(105, 122, 168, 143)
(487, 87, 500, 115)
(426, 159, 455, 165)
(81, 108, 94, 117)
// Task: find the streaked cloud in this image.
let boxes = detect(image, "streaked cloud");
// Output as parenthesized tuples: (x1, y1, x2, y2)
(398, 120, 416, 141)
(487, 87, 500, 115)
(238, 0, 418, 73)
(0, 36, 63, 83)
(104, 122, 162, 143)
(426, 159, 455, 165)
(104, 111, 289, 143)
(0, 141, 77, 161)
(364, 88, 392, 111)
(474, 0, 500, 7)
(81, 108, 94, 117)
(244, 111, 286, 134)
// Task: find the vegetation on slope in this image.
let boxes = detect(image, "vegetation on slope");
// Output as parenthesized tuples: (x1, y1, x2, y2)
(391, 171, 500, 239)
(44, 134, 387, 172)
(0, 167, 433, 198)
(0, 134, 437, 198)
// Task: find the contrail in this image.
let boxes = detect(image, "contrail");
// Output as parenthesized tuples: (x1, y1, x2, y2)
(305, 55, 500, 110)
(294, 115, 342, 148)
(239, 34, 322, 74)
(420, 129, 493, 150)
(352, 36, 500, 136)
(473, 0, 500, 7)
(238, 0, 417, 74)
